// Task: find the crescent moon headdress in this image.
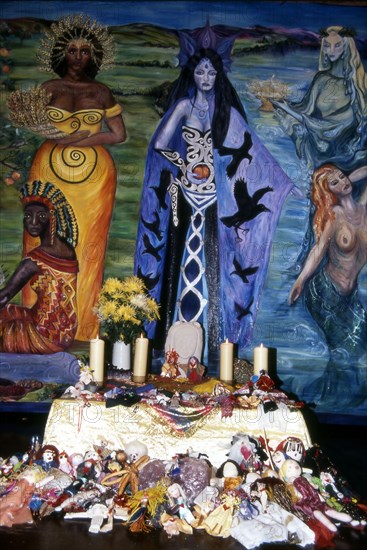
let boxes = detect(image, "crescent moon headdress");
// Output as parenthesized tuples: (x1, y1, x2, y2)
(177, 21, 241, 72)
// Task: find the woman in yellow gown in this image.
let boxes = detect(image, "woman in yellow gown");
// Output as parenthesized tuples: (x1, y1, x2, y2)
(24, 15, 126, 341)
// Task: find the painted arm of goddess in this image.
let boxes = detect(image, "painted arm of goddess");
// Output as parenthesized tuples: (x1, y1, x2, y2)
(0, 259, 38, 309)
(154, 100, 188, 151)
(288, 219, 334, 305)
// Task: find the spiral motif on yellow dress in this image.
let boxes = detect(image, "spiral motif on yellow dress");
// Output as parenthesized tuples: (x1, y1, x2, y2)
(47, 107, 66, 122)
(49, 144, 98, 184)
(82, 112, 103, 125)
(46, 108, 103, 133)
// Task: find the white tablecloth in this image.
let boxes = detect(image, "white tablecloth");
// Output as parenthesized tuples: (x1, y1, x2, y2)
(43, 399, 312, 468)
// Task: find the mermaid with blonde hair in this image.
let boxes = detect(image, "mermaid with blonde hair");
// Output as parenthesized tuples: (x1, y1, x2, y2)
(274, 25, 367, 171)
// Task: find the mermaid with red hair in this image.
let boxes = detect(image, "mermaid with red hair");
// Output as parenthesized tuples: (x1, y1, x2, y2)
(289, 163, 367, 404)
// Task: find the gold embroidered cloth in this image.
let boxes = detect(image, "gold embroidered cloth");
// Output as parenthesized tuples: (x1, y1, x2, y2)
(43, 399, 312, 468)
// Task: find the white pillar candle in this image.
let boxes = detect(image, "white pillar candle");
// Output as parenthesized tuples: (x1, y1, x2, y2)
(89, 338, 105, 385)
(253, 343, 268, 375)
(133, 334, 149, 383)
(220, 338, 233, 384)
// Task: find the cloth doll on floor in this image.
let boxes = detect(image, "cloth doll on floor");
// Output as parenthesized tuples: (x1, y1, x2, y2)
(278, 459, 352, 533)
(0, 466, 51, 527)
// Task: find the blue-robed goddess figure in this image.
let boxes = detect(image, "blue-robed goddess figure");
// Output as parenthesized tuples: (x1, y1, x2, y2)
(134, 25, 293, 366)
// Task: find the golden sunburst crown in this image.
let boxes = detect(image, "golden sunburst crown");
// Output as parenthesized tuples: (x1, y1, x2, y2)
(37, 14, 115, 74)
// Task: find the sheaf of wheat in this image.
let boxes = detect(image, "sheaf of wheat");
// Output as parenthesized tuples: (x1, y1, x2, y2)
(7, 86, 68, 139)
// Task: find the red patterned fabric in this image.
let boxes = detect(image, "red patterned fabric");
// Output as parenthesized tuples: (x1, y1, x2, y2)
(0, 248, 78, 353)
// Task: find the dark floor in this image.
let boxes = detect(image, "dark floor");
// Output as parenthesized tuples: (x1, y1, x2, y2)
(0, 410, 367, 549)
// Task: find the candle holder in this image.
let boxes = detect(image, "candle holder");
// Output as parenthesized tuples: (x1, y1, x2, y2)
(132, 374, 147, 383)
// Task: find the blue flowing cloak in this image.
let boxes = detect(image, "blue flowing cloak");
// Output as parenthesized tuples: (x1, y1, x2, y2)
(134, 103, 293, 354)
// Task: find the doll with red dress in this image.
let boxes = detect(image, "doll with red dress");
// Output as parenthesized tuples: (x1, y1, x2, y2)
(279, 459, 352, 533)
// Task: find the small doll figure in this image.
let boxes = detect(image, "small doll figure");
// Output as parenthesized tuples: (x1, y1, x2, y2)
(279, 459, 352, 533)
(227, 433, 267, 474)
(0, 466, 47, 527)
(161, 349, 180, 378)
(161, 511, 193, 536)
(216, 460, 243, 491)
(58, 451, 73, 475)
(63, 502, 109, 533)
(187, 356, 205, 383)
(192, 479, 220, 527)
(102, 444, 149, 495)
(125, 440, 148, 463)
(271, 449, 286, 472)
(276, 437, 306, 464)
(55, 486, 102, 514)
(23, 435, 42, 465)
(203, 492, 241, 538)
(126, 492, 150, 533)
(34, 444, 59, 471)
(103, 449, 127, 476)
(167, 483, 195, 525)
(68, 453, 84, 477)
(76, 449, 103, 483)
(127, 484, 168, 533)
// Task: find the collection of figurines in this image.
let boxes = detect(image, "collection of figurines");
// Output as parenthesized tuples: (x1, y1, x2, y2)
(1, 433, 366, 547)
(160, 350, 206, 383)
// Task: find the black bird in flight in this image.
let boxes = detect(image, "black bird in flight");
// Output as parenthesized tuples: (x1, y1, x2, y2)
(235, 297, 254, 320)
(136, 265, 160, 290)
(141, 210, 163, 241)
(220, 178, 273, 239)
(218, 131, 253, 178)
(142, 233, 165, 261)
(231, 258, 259, 283)
(150, 169, 170, 210)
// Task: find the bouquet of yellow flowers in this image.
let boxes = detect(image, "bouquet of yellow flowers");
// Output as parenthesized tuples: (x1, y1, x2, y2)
(95, 276, 160, 344)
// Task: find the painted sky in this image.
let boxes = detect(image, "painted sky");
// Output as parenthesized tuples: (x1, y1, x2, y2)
(1, 1, 366, 35)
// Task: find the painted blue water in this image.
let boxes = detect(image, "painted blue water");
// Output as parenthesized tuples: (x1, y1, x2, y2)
(231, 49, 367, 415)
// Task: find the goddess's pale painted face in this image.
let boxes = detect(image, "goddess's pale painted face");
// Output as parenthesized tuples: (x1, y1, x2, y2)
(194, 58, 217, 92)
(326, 169, 352, 197)
(323, 32, 345, 62)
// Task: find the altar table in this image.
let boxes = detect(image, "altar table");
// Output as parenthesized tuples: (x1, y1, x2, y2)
(43, 399, 312, 468)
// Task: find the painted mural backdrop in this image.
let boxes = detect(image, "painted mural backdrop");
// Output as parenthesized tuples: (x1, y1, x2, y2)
(0, 1, 366, 417)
